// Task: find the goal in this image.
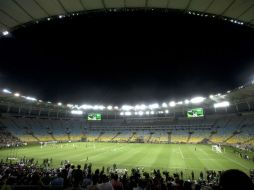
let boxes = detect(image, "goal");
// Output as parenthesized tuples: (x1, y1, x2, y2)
(212, 145, 222, 153)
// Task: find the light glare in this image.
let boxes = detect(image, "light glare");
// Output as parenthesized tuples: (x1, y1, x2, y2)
(169, 101, 176, 107)
(26, 96, 37, 101)
(2, 31, 9, 36)
(71, 110, 83, 115)
(3, 89, 12, 94)
(122, 105, 133, 111)
(149, 103, 159, 109)
(190, 97, 205, 104)
(162, 103, 168, 108)
(214, 101, 230, 108)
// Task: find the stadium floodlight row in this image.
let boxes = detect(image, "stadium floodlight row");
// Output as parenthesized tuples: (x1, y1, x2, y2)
(1, 81, 254, 118)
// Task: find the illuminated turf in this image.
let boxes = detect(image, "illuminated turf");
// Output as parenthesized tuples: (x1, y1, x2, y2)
(1, 143, 254, 178)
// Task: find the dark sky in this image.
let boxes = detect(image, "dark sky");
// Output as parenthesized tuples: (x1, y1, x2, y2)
(0, 10, 254, 105)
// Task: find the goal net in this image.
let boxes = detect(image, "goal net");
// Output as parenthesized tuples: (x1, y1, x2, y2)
(212, 145, 222, 153)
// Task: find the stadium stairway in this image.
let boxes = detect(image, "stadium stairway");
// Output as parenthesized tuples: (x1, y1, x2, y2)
(243, 137, 254, 145)
(95, 132, 104, 141)
(128, 132, 136, 142)
(168, 132, 172, 143)
(186, 131, 193, 143)
(111, 132, 121, 141)
(223, 130, 241, 143)
(146, 132, 154, 143)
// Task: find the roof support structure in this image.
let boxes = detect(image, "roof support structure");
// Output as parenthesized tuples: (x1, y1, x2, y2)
(33, 0, 50, 17)
(56, 0, 68, 13)
(185, 0, 193, 11)
(220, 0, 236, 16)
(0, 20, 9, 28)
(0, 9, 20, 25)
(145, 0, 149, 8)
(166, 0, 170, 8)
(11, 0, 35, 20)
(237, 3, 254, 19)
(79, 0, 87, 11)
(101, 0, 106, 9)
(204, 0, 216, 13)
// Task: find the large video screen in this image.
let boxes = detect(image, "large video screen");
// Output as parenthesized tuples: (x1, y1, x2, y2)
(88, 113, 102, 121)
(187, 108, 204, 118)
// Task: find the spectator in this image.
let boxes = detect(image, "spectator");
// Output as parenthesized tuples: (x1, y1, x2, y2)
(219, 169, 254, 190)
(111, 173, 124, 190)
(97, 174, 114, 190)
(51, 172, 64, 190)
(73, 165, 83, 187)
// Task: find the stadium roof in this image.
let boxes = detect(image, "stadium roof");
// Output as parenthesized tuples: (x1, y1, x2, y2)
(0, 0, 254, 33)
(1, 82, 254, 112)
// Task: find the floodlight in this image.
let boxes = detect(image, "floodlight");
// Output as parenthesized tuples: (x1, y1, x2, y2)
(162, 103, 168, 108)
(165, 110, 169, 114)
(26, 96, 37, 101)
(177, 101, 183, 105)
(209, 95, 214, 98)
(120, 112, 124, 116)
(169, 101, 176, 107)
(114, 106, 119, 110)
(67, 104, 73, 108)
(122, 105, 133, 111)
(138, 111, 144, 116)
(190, 97, 205, 104)
(107, 105, 113, 110)
(149, 103, 159, 109)
(3, 89, 12, 94)
(134, 112, 138, 115)
(57, 102, 62, 106)
(47, 101, 52, 104)
(150, 111, 154, 115)
(2, 31, 9, 36)
(214, 101, 230, 108)
(184, 99, 190, 104)
(125, 111, 132, 116)
(47, 18, 51, 21)
(71, 110, 83, 115)
(79, 104, 92, 109)
(38, 100, 43, 103)
(14, 93, 20, 97)
(93, 105, 105, 110)
(98, 105, 105, 110)
(59, 15, 63, 19)
(145, 111, 150, 115)
(135, 104, 146, 110)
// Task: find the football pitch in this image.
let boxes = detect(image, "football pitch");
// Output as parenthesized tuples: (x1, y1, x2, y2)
(1, 142, 254, 178)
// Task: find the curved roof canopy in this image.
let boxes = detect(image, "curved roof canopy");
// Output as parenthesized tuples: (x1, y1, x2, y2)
(0, 0, 253, 33)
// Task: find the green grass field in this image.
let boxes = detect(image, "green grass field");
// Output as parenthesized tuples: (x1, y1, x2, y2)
(1, 142, 254, 179)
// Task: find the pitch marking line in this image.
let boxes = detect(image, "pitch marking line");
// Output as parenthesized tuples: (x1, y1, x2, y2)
(178, 146, 184, 159)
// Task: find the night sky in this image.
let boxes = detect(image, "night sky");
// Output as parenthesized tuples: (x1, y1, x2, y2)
(0, 10, 254, 105)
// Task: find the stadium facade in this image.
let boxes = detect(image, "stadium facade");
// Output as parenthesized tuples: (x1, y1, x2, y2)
(0, 82, 254, 147)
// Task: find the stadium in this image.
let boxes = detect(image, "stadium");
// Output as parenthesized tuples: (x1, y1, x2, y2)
(0, 1, 254, 190)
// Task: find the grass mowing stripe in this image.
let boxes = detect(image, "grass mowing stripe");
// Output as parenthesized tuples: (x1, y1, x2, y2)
(0, 143, 253, 176)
